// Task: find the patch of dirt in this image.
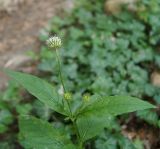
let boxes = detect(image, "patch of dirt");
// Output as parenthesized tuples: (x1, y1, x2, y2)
(0, 0, 67, 89)
(122, 117, 160, 149)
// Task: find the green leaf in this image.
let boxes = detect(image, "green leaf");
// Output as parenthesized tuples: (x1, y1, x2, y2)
(137, 109, 158, 126)
(0, 124, 8, 134)
(76, 113, 113, 142)
(16, 104, 32, 115)
(19, 116, 76, 149)
(133, 138, 144, 149)
(79, 95, 155, 117)
(77, 95, 155, 141)
(95, 131, 136, 149)
(5, 70, 66, 116)
(0, 109, 13, 125)
(0, 142, 11, 149)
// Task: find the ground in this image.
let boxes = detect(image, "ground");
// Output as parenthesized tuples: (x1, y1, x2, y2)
(0, 0, 68, 89)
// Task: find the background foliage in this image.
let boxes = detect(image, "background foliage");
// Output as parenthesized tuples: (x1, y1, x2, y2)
(39, 0, 160, 125)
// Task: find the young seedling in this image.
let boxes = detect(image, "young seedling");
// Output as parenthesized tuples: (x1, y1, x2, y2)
(5, 36, 156, 149)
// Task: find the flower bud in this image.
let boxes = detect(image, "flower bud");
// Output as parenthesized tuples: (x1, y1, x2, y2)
(83, 94, 90, 102)
(64, 92, 72, 100)
(46, 36, 62, 49)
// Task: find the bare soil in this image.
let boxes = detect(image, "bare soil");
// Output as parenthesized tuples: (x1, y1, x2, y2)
(0, 0, 66, 89)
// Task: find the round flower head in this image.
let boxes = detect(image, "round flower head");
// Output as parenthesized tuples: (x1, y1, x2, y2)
(46, 36, 62, 49)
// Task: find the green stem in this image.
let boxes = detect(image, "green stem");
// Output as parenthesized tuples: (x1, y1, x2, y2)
(66, 100, 73, 117)
(73, 120, 80, 139)
(55, 49, 72, 117)
(55, 49, 82, 147)
(73, 120, 83, 149)
(55, 49, 66, 93)
(78, 142, 83, 149)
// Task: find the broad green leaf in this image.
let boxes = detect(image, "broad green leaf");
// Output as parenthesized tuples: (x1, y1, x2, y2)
(78, 96, 155, 117)
(5, 70, 66, 115)
(76, 113, 113, 142)
(19, 116, 76, 149)
(77, 95, 155, 141)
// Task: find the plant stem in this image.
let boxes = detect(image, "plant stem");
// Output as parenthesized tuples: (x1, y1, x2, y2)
(66, 100, 73, 117)
(72, 119, 83, 149)
(55, 49, 82, 147)
(55, 49, 72, 116)
(55, 49, 66, 93)
(78, 142, 83, 149)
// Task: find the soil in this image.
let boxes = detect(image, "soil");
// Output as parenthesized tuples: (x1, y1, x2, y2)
(0, 0, 68, 89)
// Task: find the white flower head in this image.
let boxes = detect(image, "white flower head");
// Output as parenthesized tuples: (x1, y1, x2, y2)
(46, 36, 62, 49)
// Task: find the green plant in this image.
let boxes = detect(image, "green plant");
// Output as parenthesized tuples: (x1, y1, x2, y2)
(0, 81, 32, 148)
(38, 0, 160, 130)
(95, 131, 143, 149)
(5, 36, 155, 149)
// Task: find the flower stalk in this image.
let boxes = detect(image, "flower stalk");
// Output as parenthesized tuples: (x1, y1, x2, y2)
(47, 36, 83, 148)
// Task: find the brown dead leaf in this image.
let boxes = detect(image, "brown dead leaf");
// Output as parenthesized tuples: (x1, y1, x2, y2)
(104, 0, 138, 14)
(151, 72, 160, 87)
